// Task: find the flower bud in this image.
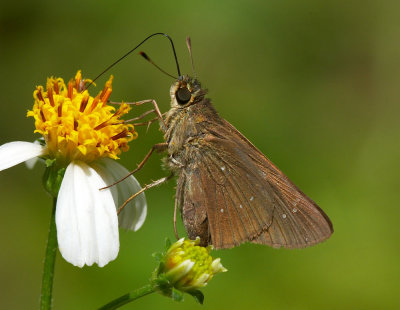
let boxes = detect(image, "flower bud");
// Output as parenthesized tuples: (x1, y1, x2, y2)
(157, 237, 227, 293)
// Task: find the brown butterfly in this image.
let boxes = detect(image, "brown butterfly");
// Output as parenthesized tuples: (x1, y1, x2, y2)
(158, 75, 333, 249)
(106, 34, 333, 249)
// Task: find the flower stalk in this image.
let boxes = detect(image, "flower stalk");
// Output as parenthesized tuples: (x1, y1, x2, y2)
(98, 284, 155, 310)
(40, 197, 58, 310)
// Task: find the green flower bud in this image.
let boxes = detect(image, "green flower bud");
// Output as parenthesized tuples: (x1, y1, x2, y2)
(154, 237, 227, 300)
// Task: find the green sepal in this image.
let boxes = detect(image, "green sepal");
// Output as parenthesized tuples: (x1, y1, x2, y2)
(152, 237, 170, 276)
(157, 261, 166, 275)
(171, 288, 184, 302)
(152, 273, 170, 290)
(151, 272, 173, 298)
(152, 252, 164, 264)
(188, 290, 204, 304)
(35, 137, 46, 147)
(165, 237, 172, 251)
(43, 162, 66, 198)
(45, 158, 57, 167)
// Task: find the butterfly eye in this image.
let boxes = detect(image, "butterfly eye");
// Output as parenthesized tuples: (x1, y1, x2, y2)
(176, 87, 192, 105)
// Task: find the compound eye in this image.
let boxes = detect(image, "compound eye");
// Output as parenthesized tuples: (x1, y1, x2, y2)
(176, 87, 191, 105)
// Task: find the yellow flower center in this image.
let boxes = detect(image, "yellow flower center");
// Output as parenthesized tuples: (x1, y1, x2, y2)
(27, 71, 137, 163)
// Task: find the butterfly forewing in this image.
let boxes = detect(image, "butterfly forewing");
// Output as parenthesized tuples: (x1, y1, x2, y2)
(178, 118, 333, 249)
(221, 119, 333, 247)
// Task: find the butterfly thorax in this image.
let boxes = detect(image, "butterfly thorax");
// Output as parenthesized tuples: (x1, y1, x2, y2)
(163, 76, 222, 172)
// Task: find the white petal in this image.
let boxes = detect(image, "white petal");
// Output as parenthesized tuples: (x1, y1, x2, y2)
(0, 141, 47, 171)
(25, 140, 43, 169)
(211, 258, 228, 273)
(56, 161, 119, 267)
(25, 157, 39, 170)
(166, 259, 195, 283)
(91, 158, 147, 231)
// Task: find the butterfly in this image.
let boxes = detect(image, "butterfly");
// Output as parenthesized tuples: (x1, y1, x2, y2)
(134, 72, 332, 250)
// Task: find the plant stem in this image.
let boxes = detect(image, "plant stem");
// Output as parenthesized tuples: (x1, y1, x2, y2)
(98, 284, 155, 310)
(40, 198, 58, 310)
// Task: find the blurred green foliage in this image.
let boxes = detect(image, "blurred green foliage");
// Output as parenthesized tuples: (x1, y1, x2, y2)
(1, 1, 399, 309)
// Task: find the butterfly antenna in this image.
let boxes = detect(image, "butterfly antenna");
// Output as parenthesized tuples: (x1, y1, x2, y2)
(84, 32, 181, 90)
(139, 51, 178, 79)
(186, 36, 197, 78)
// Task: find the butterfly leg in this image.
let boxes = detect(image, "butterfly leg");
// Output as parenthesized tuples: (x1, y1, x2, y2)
(125, 110, 167, 133)
(100, 142, 168, 190)
(129, 142, 168, 175)
(173, 194, 180, 240)
(131, 114, 169, 134)
(117, 173, 174, 215)
(110, 99, 167, 131)
(124, 108, 158, 123)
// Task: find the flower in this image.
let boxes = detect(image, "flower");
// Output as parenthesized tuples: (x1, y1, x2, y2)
(0, 71, 146, 267)
(152, 237, 227, 303)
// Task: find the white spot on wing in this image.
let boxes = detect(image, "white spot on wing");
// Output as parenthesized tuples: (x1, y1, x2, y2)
(220, 166, 225, 171)
(239, 204, 243, 209)
(282, 214, 287, 219)
(220, 208, 224, 213)
(292, 208, 298, 213)
(250, 196, 254, 201)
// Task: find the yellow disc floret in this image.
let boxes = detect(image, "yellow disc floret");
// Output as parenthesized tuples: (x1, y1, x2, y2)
(27, 71, 137, 163)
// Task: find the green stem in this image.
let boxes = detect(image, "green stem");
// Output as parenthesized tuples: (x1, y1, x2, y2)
(40, 198, 58, 310)
(98, 284, 155, 310)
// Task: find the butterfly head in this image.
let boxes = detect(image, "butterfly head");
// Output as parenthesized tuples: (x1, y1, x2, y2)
(170, 75, 207, 108)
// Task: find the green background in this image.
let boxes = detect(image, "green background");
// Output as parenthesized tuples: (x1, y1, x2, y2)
(1, 1, 399, 309)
